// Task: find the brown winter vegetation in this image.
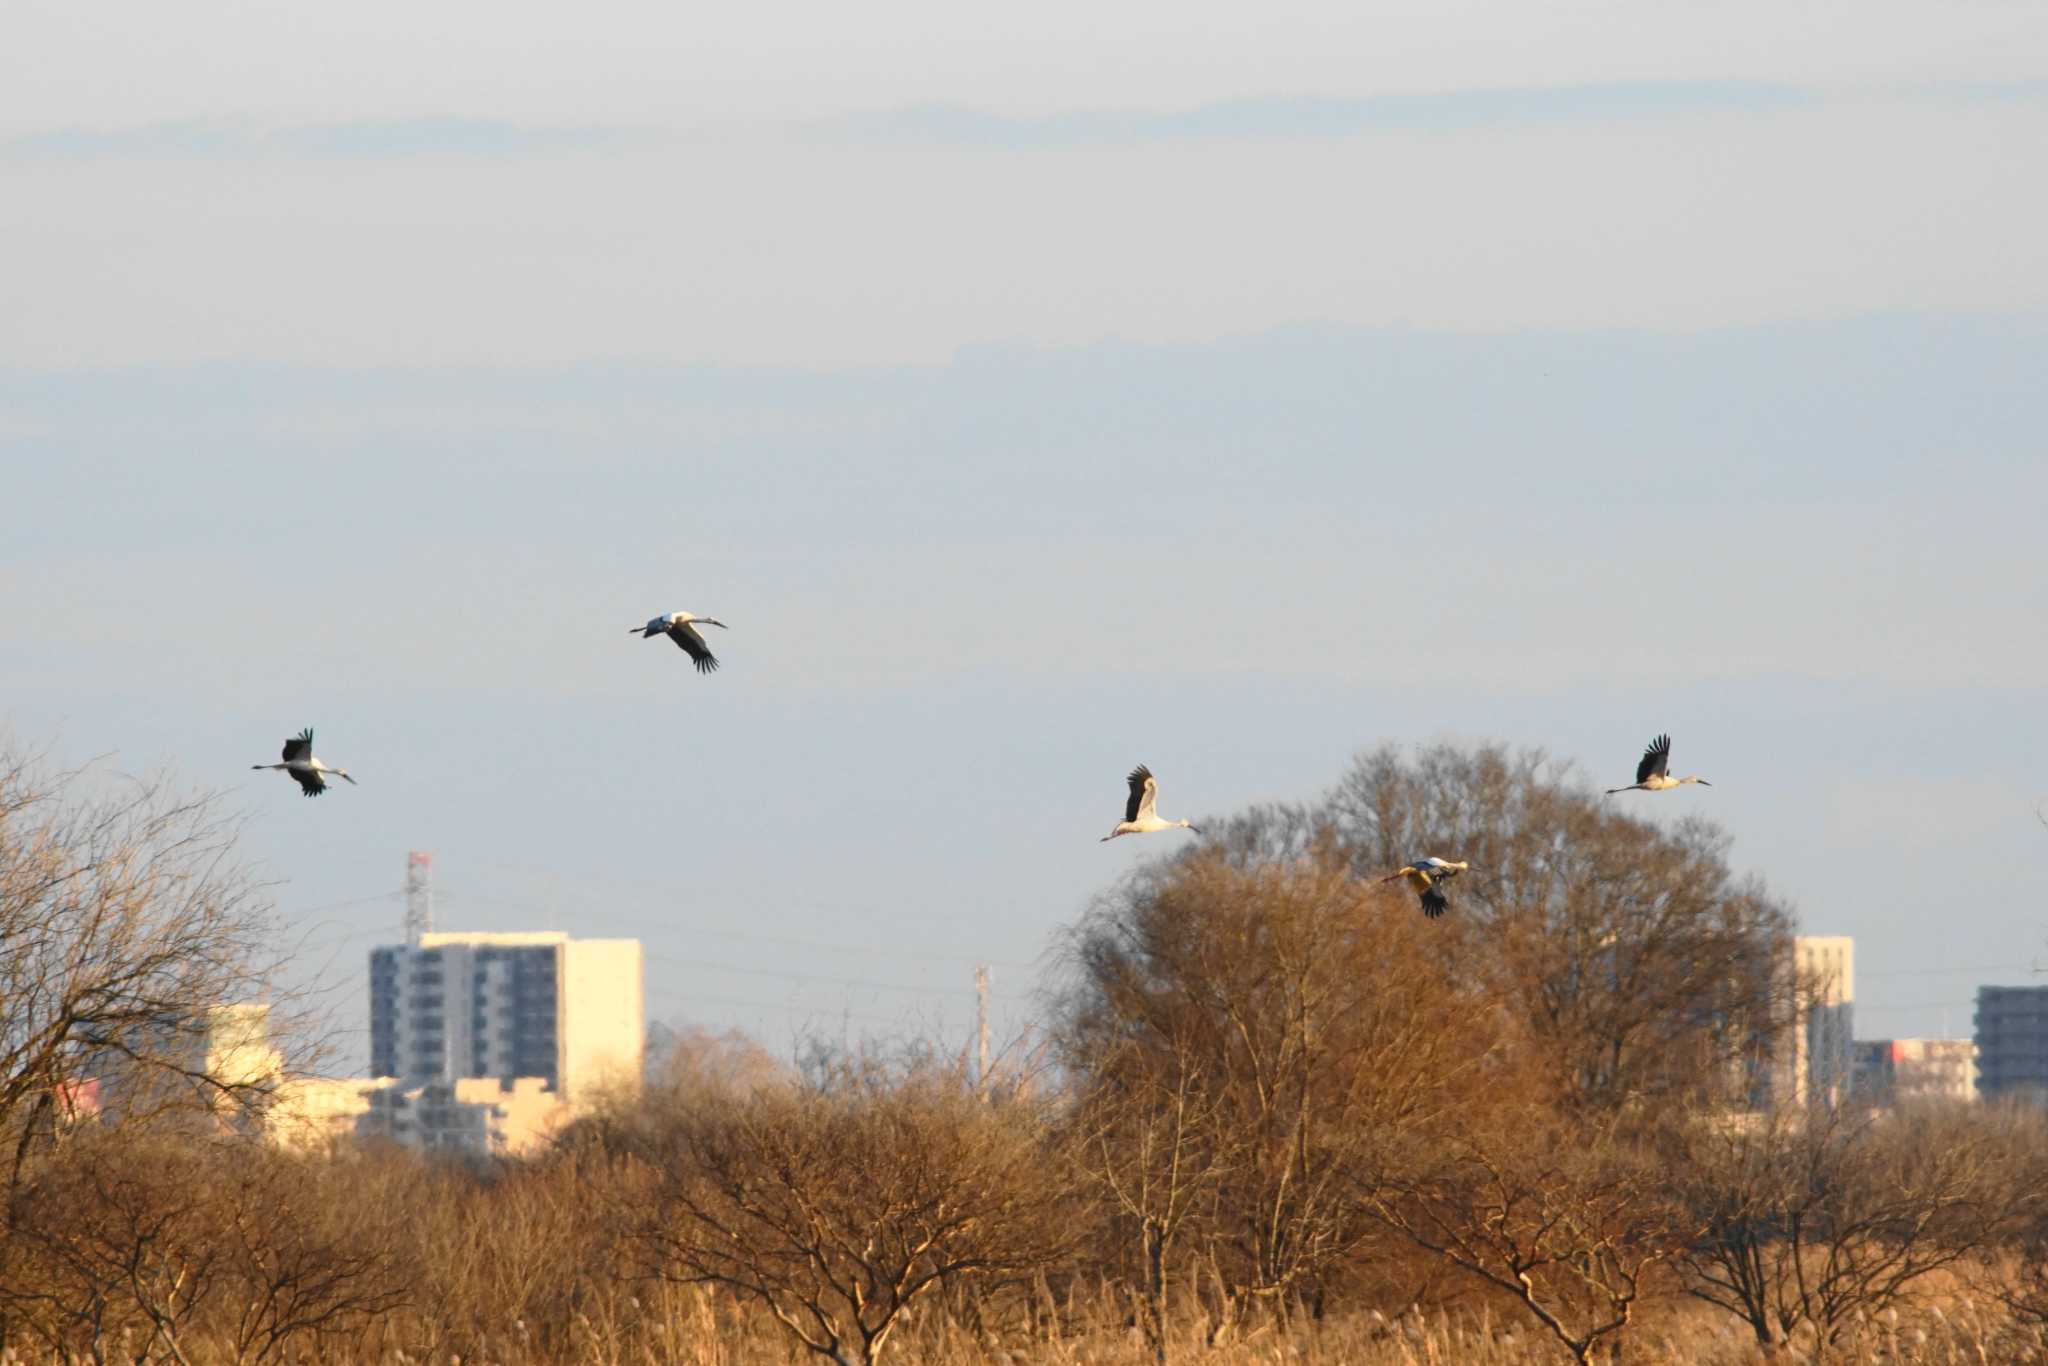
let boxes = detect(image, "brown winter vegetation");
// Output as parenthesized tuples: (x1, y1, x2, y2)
(4, 740, 2048, 1363)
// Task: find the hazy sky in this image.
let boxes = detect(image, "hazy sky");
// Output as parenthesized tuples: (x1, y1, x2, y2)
(4, 2, 2045, 1064)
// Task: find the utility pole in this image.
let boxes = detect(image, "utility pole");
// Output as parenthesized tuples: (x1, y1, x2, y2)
(975, 964, 990, 1094)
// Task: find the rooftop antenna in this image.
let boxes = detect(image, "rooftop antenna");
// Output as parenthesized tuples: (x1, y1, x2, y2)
(405, 851, 434, 946)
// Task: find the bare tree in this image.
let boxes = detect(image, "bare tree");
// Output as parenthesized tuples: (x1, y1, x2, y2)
(1362, 1108, 1688, 1365)
(618, 1053, 1073, 1366)
(2, 1133, 223, 1364)
(1056, 848, 1507, 1348)
(0, 748, 282, 1190)
(1669, 1102, 2022, 1358)
(384, 1151, 633, 1364)
(1322, 742, 1798, 1113)
(0, 1132, 412, 1365)
(643, 1020, 792, 1102)
(1073, 1030, 1232, 1363)
(210, 1146, 412, 1365)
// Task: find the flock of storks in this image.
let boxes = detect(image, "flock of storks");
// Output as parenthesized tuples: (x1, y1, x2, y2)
(1095, 732, 1709, 920)
(251, 609, 1711, 922)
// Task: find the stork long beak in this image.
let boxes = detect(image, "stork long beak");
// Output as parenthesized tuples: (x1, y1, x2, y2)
(1698, 780, 1713, 786)
(338, 772, 358, 785)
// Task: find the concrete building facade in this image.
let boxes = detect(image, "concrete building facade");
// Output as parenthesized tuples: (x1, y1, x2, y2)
(1769, 936, 1855, 1110)
(1850, 1038, 1977, 1105)
(68, 992, 595, 1160)
(265, 1075, 379, 1151)
(267, 1075, 569, 1156)
(86, 1002, 285, 1129)
(1975, 985, 2048, 1105)
(368, 931, 643, 1104)
(359, 1077, 567, 1156)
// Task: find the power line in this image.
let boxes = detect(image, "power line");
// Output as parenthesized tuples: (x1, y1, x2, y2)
(1862, 965, 2026, 978)
(292, 925, 396, 954)
(283, 890, 402, 917)
(644, 951, 1030, 1004)
(284, 919, 1039, 1006)
(274, 871, 1042, 976)
(643, 982, 917, 1029)
(591, 905, 1040, 972)
(471, 870, 1041, 972)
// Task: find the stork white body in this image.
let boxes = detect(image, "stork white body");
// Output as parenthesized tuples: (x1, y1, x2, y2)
(1381, 856, 1470, 919)
(1101, 764, 1200, 841)
(1606, 734, 1711, 795)
(633, 610, 728, 675)
(252, 728, 356, 798)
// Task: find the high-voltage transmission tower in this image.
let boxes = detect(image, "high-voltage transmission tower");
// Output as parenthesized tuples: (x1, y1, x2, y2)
(404, 851, 434, 945)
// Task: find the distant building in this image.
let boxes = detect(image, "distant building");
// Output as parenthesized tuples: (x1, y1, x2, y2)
(87, 1002, 284, 1128)
(264, 1076, 380, 1151)
(1851, 1038, 1977, 1105)
(1975, 985, 2048, 1105)
(359, 1077, 568, 1157)
(267, 1075, 569, 1157)
(368, 931, 643, 1105)
(67, 993, 589, 1159)
(265, 928, 648, 1159)
(1768, 936, 1855, 1110)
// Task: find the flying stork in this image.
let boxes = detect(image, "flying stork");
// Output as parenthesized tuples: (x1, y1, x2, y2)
(1605, 733, 1712, 795)
(1381, 857, 1470, 919)
(252, 728, 356, 798)
(1100, 765, 1200, 842)
(633, 611, 727, 675)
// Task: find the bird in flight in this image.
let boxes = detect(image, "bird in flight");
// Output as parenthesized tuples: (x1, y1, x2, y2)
(1381, 857, 1469, 919)
(1101, 765, 1200, 842)
(1605, 734, 1712, 794)
(633, 611, 727, 675)
(252, 728, 356, 798)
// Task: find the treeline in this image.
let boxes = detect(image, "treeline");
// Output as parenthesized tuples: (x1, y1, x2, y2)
(4, 744, 2048, 1363)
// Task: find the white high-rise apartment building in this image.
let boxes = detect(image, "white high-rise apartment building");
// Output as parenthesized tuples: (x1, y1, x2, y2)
(368, 931, 643, 1104)
(1783, 936, 1855, 1109)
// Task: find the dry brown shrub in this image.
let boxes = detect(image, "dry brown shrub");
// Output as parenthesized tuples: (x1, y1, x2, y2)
(0, 1131, 410, 1363)
(602, 1051, 1074, 1366)
(1363, 1105, 1692, 1365)
(1666, 1100, 2036, 1360)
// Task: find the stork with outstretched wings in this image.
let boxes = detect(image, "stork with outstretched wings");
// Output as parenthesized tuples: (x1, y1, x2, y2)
(1606, 734, 1711, 794)
(633, 611, 727, 675)
(252, 728, 357, 798)
(1101, 764, 1200, 842)
(1381, 857, 1470, 919)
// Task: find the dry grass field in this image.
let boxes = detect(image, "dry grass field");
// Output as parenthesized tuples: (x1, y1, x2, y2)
(44, 1282, 2025, 1366)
